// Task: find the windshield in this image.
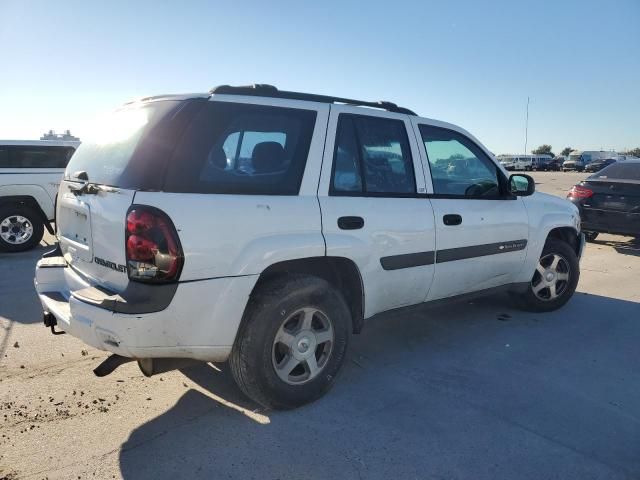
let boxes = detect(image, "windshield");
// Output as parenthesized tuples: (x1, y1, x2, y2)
(64, 101, 179, 187)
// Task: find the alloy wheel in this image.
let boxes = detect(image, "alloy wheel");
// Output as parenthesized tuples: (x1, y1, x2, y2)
(272, 307, 334, 385)
(532, 253, 570, 301)
(0, 215, 34, 245)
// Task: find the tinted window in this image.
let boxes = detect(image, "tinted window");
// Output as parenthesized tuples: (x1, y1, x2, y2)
(0, 146, 74, 168)
(165, 102, 317, 195)
(332, 117, 363, 192)
(331, 114, 416, 195)
(419, 125, 500, 197)
(65, 100, 182, 188)
(590, 162, 640, 181)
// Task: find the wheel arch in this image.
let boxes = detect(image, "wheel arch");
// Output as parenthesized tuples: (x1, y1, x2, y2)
(250, 256, 365, 334)
(0, 195, 53, 234)
(546, 226, 581, 256)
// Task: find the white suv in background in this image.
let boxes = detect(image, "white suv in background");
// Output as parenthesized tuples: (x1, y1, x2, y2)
(34, 85, 584, 409)
(0, 140, 79, 252)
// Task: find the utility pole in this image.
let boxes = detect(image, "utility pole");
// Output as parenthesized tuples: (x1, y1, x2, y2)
(524, 96, 530, 154)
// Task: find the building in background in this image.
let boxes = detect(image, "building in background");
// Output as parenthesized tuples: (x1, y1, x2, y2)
(40, 129, 80, 141)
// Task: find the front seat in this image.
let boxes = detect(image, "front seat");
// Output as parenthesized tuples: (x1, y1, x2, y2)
(252, 142, 286, 173)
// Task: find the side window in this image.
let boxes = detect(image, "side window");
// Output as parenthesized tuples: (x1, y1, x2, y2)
(165, 102, 317, 195)
(332, 117, 362, 192)
(331, 114, 416, 195)
(5, 146, 72, 168)
(419, 125, 500, 197)
(0, 148, 8, 168)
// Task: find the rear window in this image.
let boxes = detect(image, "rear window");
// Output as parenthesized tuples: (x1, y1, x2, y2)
(64, 100, 183, 188)
(590, 162, 640, 181)
(0, 146, 75, 168)
(164, 102, 317, 195)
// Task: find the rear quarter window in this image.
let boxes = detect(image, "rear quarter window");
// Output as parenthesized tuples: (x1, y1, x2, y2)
(163, 102, 317, 195)
(591, 162, 640, 181)
(64, 100, 187, 189)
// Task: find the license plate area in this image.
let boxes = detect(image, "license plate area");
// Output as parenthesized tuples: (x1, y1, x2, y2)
(58, 194, 93, 263)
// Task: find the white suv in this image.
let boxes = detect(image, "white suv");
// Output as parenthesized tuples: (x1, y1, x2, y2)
(34, 85, 584, 409)
(0, 140, 79, 252)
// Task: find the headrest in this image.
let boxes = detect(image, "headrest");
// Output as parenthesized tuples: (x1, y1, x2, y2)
(252, 141, 285, 173)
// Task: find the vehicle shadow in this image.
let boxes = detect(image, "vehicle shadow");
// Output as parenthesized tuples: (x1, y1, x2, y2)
(593, 236, 640, 257)
(119, 292, 640, 480)
(0, 243, 54, 325)
(0, 242, 56, 358)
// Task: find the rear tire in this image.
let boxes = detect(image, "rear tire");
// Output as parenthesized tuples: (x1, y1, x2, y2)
(0, 204, 45, 253)
(514, 238, 579, 312)
(230, 274, 351, 409)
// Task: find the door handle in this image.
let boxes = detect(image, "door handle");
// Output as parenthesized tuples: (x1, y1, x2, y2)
(338, 216, 364, 230)
(443, 214, 462, 226)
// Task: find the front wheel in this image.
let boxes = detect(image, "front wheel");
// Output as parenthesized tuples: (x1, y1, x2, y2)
(229, 275, 351, 409)
(0, 204, 45, 253)
(513, 239, 579, 312)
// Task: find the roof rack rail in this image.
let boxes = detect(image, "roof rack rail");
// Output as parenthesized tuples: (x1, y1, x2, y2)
(209, 84, 417, 116)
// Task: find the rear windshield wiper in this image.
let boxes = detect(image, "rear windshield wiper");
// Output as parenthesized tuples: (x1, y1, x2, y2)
(69, 182, 101, 196)
(68, 171, 119, 196)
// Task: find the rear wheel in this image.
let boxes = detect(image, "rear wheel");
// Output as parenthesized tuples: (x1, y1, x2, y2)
(0, 205, 44, 252)
(584, 231, 599, 242)
(230, 275, 351, 409)
(514, 239, 579, 312)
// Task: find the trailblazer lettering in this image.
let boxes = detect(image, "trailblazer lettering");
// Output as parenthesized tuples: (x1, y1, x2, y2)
(499, 241, 527, 251)
(93, 256, 127, 273)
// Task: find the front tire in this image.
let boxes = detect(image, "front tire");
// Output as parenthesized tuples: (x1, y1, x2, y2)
(0, 205, 45, 253)
(230, 275, 351, 409)
(514, 239, 579, 312)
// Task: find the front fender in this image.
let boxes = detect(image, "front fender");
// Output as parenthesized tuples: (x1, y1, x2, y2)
(516, 193, 580, 283)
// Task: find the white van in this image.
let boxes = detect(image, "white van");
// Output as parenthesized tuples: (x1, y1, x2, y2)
(498, 154, 552, 171)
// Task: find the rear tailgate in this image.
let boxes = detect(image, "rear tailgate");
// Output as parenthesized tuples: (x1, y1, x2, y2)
(57, 181, 135, 292)
(51, 98, 203, 294)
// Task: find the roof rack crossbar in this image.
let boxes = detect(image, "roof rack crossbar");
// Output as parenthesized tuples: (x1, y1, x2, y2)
(209, 84, 417, 115)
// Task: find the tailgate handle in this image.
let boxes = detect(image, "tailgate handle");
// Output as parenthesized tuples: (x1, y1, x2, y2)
(443, 214, 462, 226)
(338, 216, 364, 230)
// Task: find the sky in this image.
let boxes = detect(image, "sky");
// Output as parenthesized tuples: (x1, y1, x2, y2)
(0, 0, 638, 155)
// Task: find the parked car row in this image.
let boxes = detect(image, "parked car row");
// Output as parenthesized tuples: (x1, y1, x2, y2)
(499, 151, 637, 173)
(498, 155, 560, 171)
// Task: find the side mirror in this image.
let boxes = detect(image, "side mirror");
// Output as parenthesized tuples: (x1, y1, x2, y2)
(509, 174, 535, 196)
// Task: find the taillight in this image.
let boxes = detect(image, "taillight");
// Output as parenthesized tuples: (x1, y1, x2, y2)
(125, 206, 183, 283)
(567, 185, 593, 199)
